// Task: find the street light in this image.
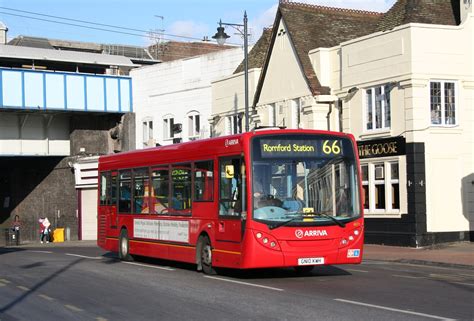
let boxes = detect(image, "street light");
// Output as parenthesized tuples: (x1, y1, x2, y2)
(212, 11, 249, 132)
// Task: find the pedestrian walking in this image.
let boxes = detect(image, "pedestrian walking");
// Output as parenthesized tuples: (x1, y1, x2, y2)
(39, 217, 51, 243)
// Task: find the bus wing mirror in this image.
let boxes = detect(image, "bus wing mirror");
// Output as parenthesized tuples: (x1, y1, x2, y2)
(225, 165, 235, 178)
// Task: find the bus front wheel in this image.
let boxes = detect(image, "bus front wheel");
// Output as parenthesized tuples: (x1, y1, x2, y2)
(199, 236, 216, 275)
(119, 229, 133, 262)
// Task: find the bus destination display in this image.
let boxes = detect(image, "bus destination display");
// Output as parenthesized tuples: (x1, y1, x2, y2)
(259, 139, 344, 158)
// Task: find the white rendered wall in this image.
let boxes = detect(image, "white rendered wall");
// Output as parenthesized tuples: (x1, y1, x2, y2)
(131, 47, 245, 147)
(313, 14, 474, 233)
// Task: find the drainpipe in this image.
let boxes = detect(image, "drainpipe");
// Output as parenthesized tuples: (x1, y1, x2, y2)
(338, 99, 343, 132)
(326, 102, 333, 131)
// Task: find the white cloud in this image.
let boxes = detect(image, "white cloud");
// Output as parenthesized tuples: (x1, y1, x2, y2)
(167, 20, 209, 41)
(249, 4, 278, 44)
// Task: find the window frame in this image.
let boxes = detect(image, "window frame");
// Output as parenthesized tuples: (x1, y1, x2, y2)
(361, 158, 401, 215)
(226, 113, 243, 135)
(429, 80, 457, 127)
(364, 84, 391, 132)
(163, 115, 175, 140)
(187, 111, 201, 139)
(290, 98, 301, 129)
(268, 103, 276, 127)
(142, 118, 153, 147)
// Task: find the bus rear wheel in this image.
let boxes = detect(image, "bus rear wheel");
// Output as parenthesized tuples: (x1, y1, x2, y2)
(199, 236, 216, 275)
(119, 229, 133, 262)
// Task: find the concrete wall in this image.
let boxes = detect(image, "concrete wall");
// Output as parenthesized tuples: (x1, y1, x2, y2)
(0, 157, 77, 245)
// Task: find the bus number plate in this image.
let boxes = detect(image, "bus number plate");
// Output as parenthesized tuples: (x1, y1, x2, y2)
(298, 257, 325, 266)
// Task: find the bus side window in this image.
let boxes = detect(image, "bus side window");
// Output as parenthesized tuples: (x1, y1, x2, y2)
(151, 167, 169, 214)
(119, 170, 132, 213)
(99, 172, 109, 206)
(111, 173, 117, 207)
(133, 168, 150, 214)
(171, 164, 192, 214)
(194, 161, 214, 202)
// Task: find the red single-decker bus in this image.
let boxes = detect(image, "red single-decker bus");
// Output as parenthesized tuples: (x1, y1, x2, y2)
(97, 129, 364, 274)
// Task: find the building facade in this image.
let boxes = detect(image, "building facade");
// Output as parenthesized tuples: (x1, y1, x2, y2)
(211, 0, 473, 246)
(131, 46, 245, 148)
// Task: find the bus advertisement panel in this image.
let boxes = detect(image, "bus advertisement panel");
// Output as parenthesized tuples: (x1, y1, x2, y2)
(97, 129, 363, 274)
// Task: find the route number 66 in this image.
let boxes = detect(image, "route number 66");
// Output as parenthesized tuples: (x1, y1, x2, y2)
(322, 140, 341, 155)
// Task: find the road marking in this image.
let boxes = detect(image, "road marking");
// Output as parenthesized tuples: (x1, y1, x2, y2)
(392, 274, 425, 279)
(38, 294, 55, 301)
(428, 273, 464, 281)
(96, 318, 108, 321)
(345, 268, 369, 273)
(66, 253, 103, 260)
(28, 250, 53, 254)
(122, 261, 175, 271)
(204, 276, 284, 292)
(17, 285, 30, 291)
(335, 299, 455, 320)
(0, 279, 11, 284)
(453, 282, 474, 287)
(65, 304, 83, 312)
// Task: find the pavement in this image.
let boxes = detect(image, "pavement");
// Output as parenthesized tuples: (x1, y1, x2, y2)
(364, 242, 474, 269)
(5, 239, 474, 270)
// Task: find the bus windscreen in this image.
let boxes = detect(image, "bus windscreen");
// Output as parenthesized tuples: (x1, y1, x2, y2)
(252, 135, 360, 227)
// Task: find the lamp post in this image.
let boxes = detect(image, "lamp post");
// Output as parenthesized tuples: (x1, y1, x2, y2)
(212, 11, 249, 132)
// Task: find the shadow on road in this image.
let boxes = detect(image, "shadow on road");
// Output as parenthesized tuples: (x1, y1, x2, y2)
(126, 254, 351, 279)
(0, 257, 84, 315)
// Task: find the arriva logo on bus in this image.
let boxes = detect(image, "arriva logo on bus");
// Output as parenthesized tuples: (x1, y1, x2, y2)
(225, 138, 239, 147)
(295, 229, 328, 238)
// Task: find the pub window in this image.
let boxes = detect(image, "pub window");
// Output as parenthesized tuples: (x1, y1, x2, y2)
(118, 170, 132, 213)
(151, 167, 169, 214)
(365, 84, 391, 131)
(133, 168, 150, 214)
(430, 80, 456, 126)
(194, 161, 214, 202)
(171, 164, 192, 214)
(362, 160, 400, 214)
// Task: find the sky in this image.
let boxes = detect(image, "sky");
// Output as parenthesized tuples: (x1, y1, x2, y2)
(0, 0, 397, 47)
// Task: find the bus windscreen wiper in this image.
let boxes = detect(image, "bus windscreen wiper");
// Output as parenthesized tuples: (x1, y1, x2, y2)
(268, 214, 303, 230)
(307, 212, 346, 228)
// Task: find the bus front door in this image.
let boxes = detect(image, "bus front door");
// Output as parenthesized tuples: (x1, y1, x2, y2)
(216, 157, 245, 262)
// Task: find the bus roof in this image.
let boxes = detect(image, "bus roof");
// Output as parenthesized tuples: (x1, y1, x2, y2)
(98, 129, 355, 170)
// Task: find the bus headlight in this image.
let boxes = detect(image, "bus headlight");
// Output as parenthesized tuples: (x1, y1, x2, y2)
(340, 227, 363, 247)
(253, 230, 281, 251)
